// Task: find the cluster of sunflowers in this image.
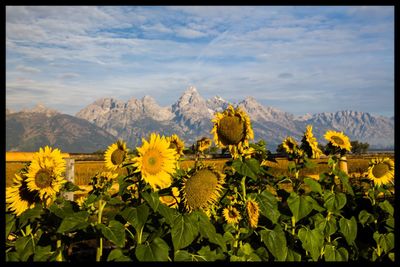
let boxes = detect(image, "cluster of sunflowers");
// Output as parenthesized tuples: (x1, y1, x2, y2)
(5, 104, 395, 262)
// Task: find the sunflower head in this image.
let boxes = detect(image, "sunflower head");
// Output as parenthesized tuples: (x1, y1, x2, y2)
(196, 137, 212, 153)
(167, 134, 185, 159)
(159, 187, 181, 209)
(222, 206, 242, 224)
(282, 136, 299, 155)
(300, 125, 323, 159)
(126, 184, 139, 199)
(324, 130, 352, 152)
(90, 171, 118, 192)
(367, 158, 394, 187)
(246, 199, 260, 228)
(105, 140, 129, 171)
(25, 146, 66, 205)
(133, 133, 177, 191)
(211, 105, 254, 158)
(6, 174, 41, 216)
(181, 166, 225, 212)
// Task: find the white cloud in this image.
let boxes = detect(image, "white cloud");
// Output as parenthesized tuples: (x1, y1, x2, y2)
(15, 65, 41, 73)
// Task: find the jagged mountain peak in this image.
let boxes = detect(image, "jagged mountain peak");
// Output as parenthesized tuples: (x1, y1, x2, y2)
(21, 103, 60, 117)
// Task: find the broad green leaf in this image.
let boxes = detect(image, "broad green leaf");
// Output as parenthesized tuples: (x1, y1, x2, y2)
(6, 252, 20, 261)
(194, 211, 226, 251)
(57, 211, 89, 233)
(232, 158, 260, 180)
(15, 235, 35, 261)
(107, 248, 131, 261)
(286, 249, 301, 261)
(19, 205, 44, 227)
(197, 246, 225, 261)
(333, 169, 354, 196)
(388, 252, 395, 262)
(135, 237, 169, 261)
(287, 192, 313, 222)
(306, 195, 325, 212)
(48, 200, 75, 219)
(231, 243, 261, 261)
(260, 225, 287, 261)
(358, 210, 374, 226)
(158, 203, 180, 226)
(379, 200, 394, 216)
(120, 204, 149, 234)
(255, 247, 269, 261)
(6, 213, 16, 238)
(339, 216, 357, 245)
(63, 181, 82, 192)
(141, 191, 160, 212)
(323, 191, 346, 212)
(298, 227, 324, 261)
(174, 250, 193, 261)
(374, 232, 395, 254)
(33, 245, 53, 261)
(254, 191, 280, 224)
(324, 245, 348, 261)
(304, 177, 322, 194)
(98, 220, 126, 248)
(171, 213, 199, 251)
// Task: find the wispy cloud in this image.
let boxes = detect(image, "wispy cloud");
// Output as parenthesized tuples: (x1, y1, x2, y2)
(6, 6, 394, 117)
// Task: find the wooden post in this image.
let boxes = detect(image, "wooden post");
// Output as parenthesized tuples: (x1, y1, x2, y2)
(63, 158, 75, 201)
(339, 156, 348, 174)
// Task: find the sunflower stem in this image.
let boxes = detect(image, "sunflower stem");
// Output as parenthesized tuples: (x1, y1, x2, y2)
(241, 176, 247, 200)
(56, 238, 63, 262)
(96, 199, 107, 262)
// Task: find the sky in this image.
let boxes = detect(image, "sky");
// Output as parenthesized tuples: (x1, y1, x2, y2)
(6, 6, 395, 117)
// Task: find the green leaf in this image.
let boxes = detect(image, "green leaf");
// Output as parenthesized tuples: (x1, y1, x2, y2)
(260, 225, 287, 261)
(333, 169, 354, 196)
(197, 246, 225, 261)
(374, 232, 395, 254)
(158, 203, 180, 226)
(107, 248, 131, 261)
(232, 158, 260, 180)
(33, 245, 53, 261)
(120, 204, 149, 235)
(298, 227, 324, 261)
(304, 178, 322, 194)
(314, 214, 337, 237)
(254, 191, 280, 224)
(57, 211, 89, 233)
(135, 237, 170, 261)
(388, 252, 395, 262)
(15, 235, 35, 261)
(306, 195, 325, 212)
(339, 216, 357, 245)
(174, 250, 194, 261)
(323, 191, 347, 212)
(98, 220, 126, 248)
(194, 211, 226, 251)
(6, 252, 20, 261)
(141, 191, 160, 212)
(171, 213, 199, 251)
(6, 213, 16, 238)
(255, 247, 269, 261)
(231, 243, 261, 261)
(358, 210, 375, 226)
(287, 192, 313, 222)
(18, 205, 44, 227)
(379, 200, 394, 216)
(63, 181, 82, 192)
(286, 249, 301, 261)
(324, 245, 348, 261)
(48, 200, 75, 219)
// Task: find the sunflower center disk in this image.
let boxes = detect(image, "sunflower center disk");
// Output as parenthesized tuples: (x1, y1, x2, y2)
(35, 169, 53, 189)
(143, 149, 164, 175)
(331, 136, 345, 145)
(372, 163, 389, 178)
(111, 149, 125, 165)
(217, 116, 245, 145)
(184, 170, 219, 210)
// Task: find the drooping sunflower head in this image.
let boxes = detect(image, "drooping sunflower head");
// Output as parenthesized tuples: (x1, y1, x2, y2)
(301, 125, 323, 159)
(181, 166, 225, 212)
(6, 174, 41, 216)
(104, 140, 129, 171)
(367, 158, 394, 187)
(211, 105, 254, 158)
(133, 133, 177, 191)
(90, 171, 118, 192)
(167, 134, 185, 159)
(159, 187, 181, 209)
(222, 206, 242, 225)
(196, 137, 212, 153)
(324, 130, 352, 152)
(25, 146, 66, 204)
(246, 199, 260, 228)
(282, 136, 299, 155)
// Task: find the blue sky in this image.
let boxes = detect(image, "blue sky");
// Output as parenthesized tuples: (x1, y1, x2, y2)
(6, 6, 394, 117)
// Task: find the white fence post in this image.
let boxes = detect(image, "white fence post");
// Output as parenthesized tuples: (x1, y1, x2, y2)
(63, 158, 75, 201)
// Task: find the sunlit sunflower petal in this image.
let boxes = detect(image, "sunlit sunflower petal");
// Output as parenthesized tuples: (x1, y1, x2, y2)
(104, 140, 129, 171)
(367, 157, 394, 187)
(6, 174, 40, 216)
(223, 206, 241, 224)
(324, 130, 352, 152)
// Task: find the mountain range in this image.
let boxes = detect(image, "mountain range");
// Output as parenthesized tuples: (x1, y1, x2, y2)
(6, 86, 394, 152)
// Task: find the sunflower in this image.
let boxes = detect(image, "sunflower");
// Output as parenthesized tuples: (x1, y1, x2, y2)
(6, 174, 40, 216)
(133, 133, 177, 191)
(211, 105, 254, 158)
(90, 171, 118, 191)
(282, 136, 298, 154)
(126, 184, 139, 199)
(223, 206, 242, 224)
(25, 146, 66, 205)
(159, 187, 180, 208)
(166, 134, 185, 159)
(367, 158, 394, 187)
(301, 125, 323, 158)
(196, 137, 212, 153)
(104, 140, 129, 171)
(181, 166, 225, 212)
(246, 199, 260, 228)
(324, 130, 352, 152)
